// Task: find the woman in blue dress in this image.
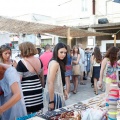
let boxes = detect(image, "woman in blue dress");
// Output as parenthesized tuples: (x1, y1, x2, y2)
(0, 63, 27, 120)
(65, 45, 72, 97)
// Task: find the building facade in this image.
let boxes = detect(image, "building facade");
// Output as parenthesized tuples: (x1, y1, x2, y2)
(11, 0, 120, 51)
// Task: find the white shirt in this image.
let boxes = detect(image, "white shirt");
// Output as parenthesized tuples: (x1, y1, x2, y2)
(79, 48, 85, 64)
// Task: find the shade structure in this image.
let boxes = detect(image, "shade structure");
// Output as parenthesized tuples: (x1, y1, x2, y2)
(0, 16, 111, 37)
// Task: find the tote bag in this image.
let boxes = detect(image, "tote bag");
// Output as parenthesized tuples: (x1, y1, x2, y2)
(72, 64, 81, 76)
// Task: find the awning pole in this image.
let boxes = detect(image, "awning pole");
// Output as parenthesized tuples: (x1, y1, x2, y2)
(114, 34, 116, 47)
(67, 28, 71, 47)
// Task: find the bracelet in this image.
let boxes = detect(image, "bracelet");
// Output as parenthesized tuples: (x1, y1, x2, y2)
(49, 101, 54, 104)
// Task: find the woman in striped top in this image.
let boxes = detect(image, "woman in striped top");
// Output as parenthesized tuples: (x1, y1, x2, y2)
(16, 42, 43, 113)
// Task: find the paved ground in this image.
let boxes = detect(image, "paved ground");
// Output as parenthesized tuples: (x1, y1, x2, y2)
(44, 77, 104, 112)
(65, 77, 104, 106)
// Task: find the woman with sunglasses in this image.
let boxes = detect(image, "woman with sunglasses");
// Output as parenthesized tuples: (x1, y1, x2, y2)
(0, 44, 17, 67)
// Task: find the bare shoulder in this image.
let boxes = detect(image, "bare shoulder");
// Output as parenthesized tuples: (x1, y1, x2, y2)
(50, 60, 59, 68)
(103, 57, 108, 62)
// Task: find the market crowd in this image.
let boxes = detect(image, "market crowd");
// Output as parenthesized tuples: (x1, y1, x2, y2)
(0, 41, 120, 120)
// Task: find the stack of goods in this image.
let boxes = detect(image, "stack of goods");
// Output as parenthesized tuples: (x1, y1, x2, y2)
(50, 111, 81, 120)
(107, 84, 119, 120)
(83, 93, 106, 109)
(39, 102, 87, 120)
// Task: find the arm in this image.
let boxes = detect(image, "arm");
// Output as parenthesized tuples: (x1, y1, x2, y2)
(72, 54, 80, 64)
(0, 82, 21, 114)
(82, 50, 85, 63)
(99, 58, 107, 82)
(40, 68, 44, 87)
(48, 62, 59, 109)
(12, 60, 17, 68)
(91, 55, 94, 65)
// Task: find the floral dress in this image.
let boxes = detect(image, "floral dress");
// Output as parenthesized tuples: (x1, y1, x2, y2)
(104, 59, 117, 83)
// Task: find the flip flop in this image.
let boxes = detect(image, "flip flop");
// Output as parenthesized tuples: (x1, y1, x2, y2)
(80, 82, 86, 85)
(95, 92, 98, 95)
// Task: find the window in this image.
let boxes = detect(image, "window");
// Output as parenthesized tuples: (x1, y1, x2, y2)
(88, 38, 94, 46)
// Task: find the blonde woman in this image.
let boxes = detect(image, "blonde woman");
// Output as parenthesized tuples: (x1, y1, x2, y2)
(16, 42, 44, 113)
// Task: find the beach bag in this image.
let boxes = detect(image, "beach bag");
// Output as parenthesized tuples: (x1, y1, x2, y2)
(25, 59, 44, 88)
(72, 64, 81, 76)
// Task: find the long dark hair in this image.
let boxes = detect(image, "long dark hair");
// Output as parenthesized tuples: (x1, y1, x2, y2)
(105, 46, 119, 66)
(52, 43, 67, 71)
(94, 46, 102, 63)
(52, 43, 67, 87)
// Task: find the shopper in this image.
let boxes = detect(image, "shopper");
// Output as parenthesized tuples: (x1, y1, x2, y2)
(44, 43, 68, 110)
(40, 44, 53, 87)
(16, 42, 44, 113)
(91, 46, 102, 95)
(71, 45, 80, 94)
(0, 63, 27, 120)
(0, 44, 17, 67)
(99, 46, 119, 95)
(78, 43, 86, 84)
(65, 45, 72, 97)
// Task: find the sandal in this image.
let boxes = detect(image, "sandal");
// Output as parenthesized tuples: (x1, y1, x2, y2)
(73, 90, 77, 94)
(95, 92, 98, 95)
(91, 84, 94, 88)
(80, 82, 86, 85)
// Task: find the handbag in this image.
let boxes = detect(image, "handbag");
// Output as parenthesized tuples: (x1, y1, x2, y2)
(25, 59, 44, 88)
(72, 64, 81, 76)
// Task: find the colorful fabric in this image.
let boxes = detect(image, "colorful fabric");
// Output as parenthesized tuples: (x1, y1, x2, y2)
(104, 59, 117, 83)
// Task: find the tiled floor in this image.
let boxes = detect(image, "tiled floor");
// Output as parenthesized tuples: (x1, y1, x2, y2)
(65, 77, 104, 106)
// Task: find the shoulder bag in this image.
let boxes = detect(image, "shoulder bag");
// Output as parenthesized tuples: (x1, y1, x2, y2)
(72, 64, 81, 76)
(25, 59, 44, 88)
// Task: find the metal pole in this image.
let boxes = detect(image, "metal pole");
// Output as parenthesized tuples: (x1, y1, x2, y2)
(114, 34, 116, 47)
(67, 28, 71, 47)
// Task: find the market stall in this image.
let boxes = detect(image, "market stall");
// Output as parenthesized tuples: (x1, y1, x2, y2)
(17, 93, 107, 120)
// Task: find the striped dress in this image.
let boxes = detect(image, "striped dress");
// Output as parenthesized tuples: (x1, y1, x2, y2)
(17, 60, 43, 113)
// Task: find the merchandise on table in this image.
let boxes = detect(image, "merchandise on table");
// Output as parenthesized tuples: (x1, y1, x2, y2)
(17, 94, 108, 120)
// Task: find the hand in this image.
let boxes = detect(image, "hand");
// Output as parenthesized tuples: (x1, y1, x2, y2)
(98, 81, 102, 88)
(12, 60, 17, 68)
(48, 103, 54, 111)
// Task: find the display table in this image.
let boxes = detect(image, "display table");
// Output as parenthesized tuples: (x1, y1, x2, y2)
(26, 93, 107, 120)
